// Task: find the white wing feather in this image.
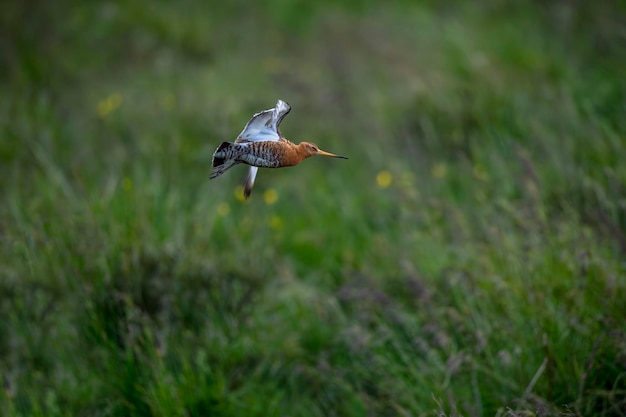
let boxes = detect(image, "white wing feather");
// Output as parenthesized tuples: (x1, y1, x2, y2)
(235, 100, 291, 143)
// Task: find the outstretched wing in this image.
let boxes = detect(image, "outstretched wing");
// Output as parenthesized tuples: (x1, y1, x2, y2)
(235, 100, 291, 143)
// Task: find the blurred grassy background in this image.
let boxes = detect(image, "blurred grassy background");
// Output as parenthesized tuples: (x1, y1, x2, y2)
(1, 1, 625, 416)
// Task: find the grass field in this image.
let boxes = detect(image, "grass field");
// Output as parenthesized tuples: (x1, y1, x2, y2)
(1, 1, 625, 416)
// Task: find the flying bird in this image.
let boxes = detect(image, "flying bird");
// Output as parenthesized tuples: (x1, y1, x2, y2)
(210, 99, 347, 198)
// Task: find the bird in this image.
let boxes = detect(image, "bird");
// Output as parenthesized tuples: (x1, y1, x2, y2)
(210, 99, 348, 198)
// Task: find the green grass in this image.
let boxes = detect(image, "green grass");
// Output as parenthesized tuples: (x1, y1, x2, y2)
(1, 1, 625, 416)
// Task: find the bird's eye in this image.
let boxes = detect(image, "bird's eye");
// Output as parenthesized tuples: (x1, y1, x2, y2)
(310, 145, 317, 151)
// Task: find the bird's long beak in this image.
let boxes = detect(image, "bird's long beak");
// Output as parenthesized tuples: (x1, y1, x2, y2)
(317, 149, 348, 159)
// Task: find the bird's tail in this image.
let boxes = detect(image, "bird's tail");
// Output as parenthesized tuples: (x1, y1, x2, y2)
(210, 142, 239, 179)
(212, 142, 232, 168)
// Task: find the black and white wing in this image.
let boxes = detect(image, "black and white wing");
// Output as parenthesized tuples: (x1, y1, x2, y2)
(235, 100, 291, 143)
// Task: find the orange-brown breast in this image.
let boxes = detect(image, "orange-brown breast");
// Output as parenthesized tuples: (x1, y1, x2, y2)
(279, 141, 308, 167)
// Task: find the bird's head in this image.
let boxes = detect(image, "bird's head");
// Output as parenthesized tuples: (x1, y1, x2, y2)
(299, 142, 348, 160)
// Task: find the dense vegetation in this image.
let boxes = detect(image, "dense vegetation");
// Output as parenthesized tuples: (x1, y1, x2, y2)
(1, 1, 625, 416)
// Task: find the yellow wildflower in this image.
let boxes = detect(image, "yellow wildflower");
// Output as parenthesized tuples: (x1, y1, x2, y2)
(263, 188, 278, 205)
(376, 171, 392, 188)
(97, 93, 123, 118)
(234, 185, 247, 202)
